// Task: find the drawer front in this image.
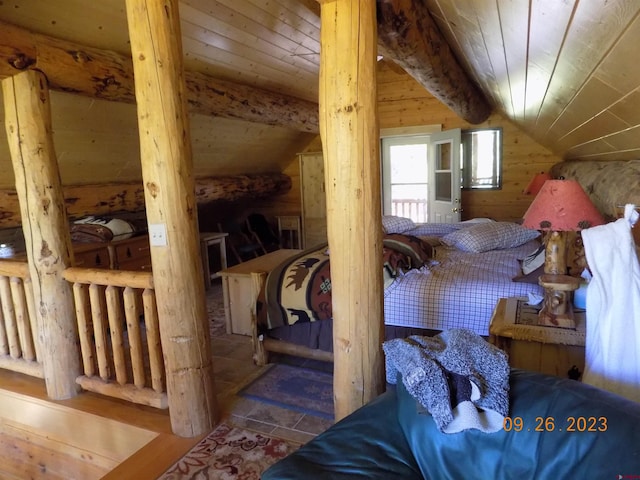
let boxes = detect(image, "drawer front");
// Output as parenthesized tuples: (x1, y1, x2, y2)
(509, 340, 585, 379)
(74, 247, 110, 268)
(118, 256, 152, 272)
(114, 236, 150, 266)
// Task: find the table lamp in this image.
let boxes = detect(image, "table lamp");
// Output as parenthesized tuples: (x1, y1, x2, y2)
(522, 179, 605, 328)
(523, 171, 551, 195)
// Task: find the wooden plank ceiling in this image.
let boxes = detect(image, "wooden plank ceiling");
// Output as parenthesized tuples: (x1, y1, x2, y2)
(1, 0, 640, 189)
(425, 0, 640, 161)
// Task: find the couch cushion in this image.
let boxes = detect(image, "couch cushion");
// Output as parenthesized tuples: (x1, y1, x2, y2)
(261, 389, 423, 480)
(397, 368, 640, 479)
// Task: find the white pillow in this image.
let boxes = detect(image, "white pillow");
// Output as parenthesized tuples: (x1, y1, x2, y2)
(441, 222, 540, 253)
(382, 215, 416, 234)
(459, 217, 495, 224)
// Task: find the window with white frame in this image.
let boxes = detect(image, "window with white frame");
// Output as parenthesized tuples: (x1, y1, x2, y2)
(380, 125, 441, 223)
(461, 128, 502, 189)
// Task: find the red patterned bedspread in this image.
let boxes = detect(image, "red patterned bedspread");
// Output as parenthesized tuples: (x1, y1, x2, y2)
(260, 236, 432, 330)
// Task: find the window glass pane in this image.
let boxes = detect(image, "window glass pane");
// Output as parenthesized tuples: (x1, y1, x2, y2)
(390, 145, 428, 184)
(461, 128, 502, 189)
(435, 172, 451, 202)
(436, 142, 451, 170)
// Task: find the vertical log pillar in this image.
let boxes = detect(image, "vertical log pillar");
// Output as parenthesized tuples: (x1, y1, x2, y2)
(125, 0, 219, 436)
(2, 70, 81, 399)
(319, 0, 385, 420)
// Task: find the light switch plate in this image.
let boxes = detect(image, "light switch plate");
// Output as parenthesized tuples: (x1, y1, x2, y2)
(149, 223, 168, 247)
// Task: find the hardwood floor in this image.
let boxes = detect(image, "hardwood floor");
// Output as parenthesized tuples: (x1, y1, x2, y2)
(0, 341, 266, 479)
(0, 368, 184, 479)
(0, 281, 332, 479)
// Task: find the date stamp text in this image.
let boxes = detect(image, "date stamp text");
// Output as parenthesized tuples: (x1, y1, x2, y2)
(502, 416, 608, 432)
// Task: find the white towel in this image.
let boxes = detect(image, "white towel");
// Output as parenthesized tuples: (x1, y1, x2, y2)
(581, 204, 640, 403)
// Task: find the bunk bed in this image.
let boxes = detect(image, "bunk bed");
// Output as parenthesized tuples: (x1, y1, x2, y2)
(252, 217, 545, 363)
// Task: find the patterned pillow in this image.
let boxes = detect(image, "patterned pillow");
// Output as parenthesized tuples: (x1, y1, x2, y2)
(383, 234, 433, 268)
(441, 222, 540, 253)
(382, 215, 416, 234)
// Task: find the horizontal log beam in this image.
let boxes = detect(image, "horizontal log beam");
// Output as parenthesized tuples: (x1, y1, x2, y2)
(0, 260, 30, 278)
(376, 0, 492, 124)
(62, 268, 154, 290)
(0, 20, 319, 133)
(0, 357, 44, 379)
(0, 173, 291, 228)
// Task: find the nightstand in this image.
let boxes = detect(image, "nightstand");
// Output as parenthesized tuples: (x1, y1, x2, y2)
(489, 297, 585, 379)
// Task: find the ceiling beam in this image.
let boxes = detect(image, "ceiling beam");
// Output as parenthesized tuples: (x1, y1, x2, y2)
(0, 20, 319, 133)
(376, 0, 492, 124)
(0, 173, 291, 229)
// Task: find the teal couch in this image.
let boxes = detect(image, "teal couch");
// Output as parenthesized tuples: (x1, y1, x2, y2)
(262, 369, 640, 479)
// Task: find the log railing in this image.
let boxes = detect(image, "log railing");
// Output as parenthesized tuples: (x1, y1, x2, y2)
(62, 268, 167, 409)
(0, 260, 42, 378)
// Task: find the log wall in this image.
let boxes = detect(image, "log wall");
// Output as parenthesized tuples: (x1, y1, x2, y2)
(0, 173, 291, 229)
(551, 160, 640, 220)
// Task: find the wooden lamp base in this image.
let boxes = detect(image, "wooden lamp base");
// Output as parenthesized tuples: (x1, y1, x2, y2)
(538, 274, 581, 329)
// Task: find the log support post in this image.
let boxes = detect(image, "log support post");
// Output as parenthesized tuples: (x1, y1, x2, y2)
(2, 70, 81, 399)
(319, 0, 385, 420)
(125, 0, 219, 437)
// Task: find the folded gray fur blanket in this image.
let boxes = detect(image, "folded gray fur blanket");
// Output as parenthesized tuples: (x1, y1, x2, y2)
(383, 329, 509, 433)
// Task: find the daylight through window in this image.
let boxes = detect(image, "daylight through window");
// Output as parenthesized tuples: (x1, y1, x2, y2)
(461, 128, 502, 189)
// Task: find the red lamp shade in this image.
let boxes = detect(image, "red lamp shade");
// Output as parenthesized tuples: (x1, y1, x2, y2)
(523, 172, 552, 195)
(522, 179, 605, 231)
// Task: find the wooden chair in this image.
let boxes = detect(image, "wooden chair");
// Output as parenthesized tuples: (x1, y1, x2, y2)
(245, 213, 280, 252)
(217, 219, 265, 264)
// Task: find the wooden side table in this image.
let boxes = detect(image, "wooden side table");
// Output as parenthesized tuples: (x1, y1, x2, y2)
(489, 297, 585, 379)
(219, 249, 301, 335)
(200, 232, 228, 290)
(276, 215, 302, 249)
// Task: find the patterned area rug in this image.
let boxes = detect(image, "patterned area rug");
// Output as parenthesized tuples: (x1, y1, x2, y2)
(158, 422, 298, 480)
(239, 363, 334, 419)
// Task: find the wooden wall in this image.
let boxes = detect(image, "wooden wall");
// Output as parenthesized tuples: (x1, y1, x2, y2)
(1, 60, 563, 232)
(248, 135, 322, 223)
(259, 61, 563, 224)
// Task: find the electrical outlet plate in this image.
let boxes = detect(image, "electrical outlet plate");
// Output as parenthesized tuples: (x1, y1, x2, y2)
(149, 223, 168, 247)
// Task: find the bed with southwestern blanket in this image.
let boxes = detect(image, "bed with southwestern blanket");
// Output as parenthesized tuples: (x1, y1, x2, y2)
(261, 233, 433, 330)
(257, 221, 545, 353)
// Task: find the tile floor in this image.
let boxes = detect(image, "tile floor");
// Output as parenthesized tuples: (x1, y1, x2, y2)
(207, 280, 335, 445)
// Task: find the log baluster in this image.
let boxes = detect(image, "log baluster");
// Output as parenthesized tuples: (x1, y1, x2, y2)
(0, 281, 8, 356)
(10, 277, 35, 361)
(73, 282, 95, 378)
(106, 285, 127, 385)
(22, 277, 40, 362)
(142, 289, 164, 394)
(0, 276, 20, 359)
(124, 287, 145, 389)
(89, 283, 111, 381)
